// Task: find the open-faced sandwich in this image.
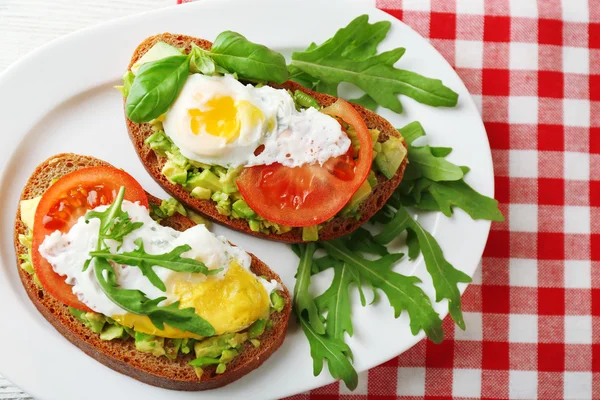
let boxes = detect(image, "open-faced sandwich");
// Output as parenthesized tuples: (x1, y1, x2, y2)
(14, 153, 291, 390)
(121, 33, 408, 243)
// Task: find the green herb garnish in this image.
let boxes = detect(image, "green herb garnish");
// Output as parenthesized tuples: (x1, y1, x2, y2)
(90, 238, 219, 292)
(290, 15, 458, 113)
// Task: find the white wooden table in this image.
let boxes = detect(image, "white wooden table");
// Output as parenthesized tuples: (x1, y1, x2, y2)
(0, 2, 170, 397)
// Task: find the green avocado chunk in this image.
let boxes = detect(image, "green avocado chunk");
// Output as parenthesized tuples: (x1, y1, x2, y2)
(340, 179, 372, 216)
(162, 160, 188, 184)
(375, 136, 407, 179)
(302, 225, 319, 242)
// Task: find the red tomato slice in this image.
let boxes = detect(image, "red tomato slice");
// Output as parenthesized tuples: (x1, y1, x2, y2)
(31, 166, 149, 311)
(237, 99, 372, 227)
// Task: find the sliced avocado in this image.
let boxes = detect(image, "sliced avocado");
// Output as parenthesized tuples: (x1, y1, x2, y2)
(159, 198, 187, 217)
(218, 166, 243, 194)
(211, 191, 231, 216)
(375, 136, 407, 179)
(131, 42, 184, 75)
(162, 160, 188, 184)
(186, 169, 223, 193)
(232, 199, 256, 219)
(302, 225, 319, 242)
(116, 71, 135, 98)
(20, 196, 41, 230)
(367, 170, 378, 188)
(165, 339, 183, 360)
(84, 313, 106, 334)
(216, 363, 227, 374)
(250, 339, 260, 348)
(340, 179, 372, 216)
(100, 325, 125, 341)
(370, 129, 380, 143)
(187, 210, 210, 227)
(189, 356, 221, 367)
(191, 186, 212, 200)
(248, 219, 261, 232)
(248, 319, 268, 339)
(270, 291, 285, 313)
(135, 332, 166, 357)
(194, 334, 235, 358)
(144, 131, 173, 156)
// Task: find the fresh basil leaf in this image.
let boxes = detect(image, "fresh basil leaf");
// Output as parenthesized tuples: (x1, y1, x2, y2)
(349, 94, 378, 111)
(291, 15, 458, 113)
(94, 258, 214, 336)
(126, 55, 191, 123)
(293, 243, 326, 334)
(299, 315, 358, 390)
(374, 207, 471, 329)
(210, 31, 288, 84)
(321, 240, 443, 342)
(90, 238, 217, 292)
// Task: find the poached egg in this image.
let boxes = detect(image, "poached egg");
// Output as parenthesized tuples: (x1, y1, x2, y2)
(162, 74, 351, 168)
(39, 201, 280, 338)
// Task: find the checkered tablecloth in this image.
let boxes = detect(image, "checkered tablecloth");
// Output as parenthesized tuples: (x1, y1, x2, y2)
(283, 0, 599, 399)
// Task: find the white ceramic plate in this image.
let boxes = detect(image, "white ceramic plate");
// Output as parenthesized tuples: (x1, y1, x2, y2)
(0, 0, 493, 399)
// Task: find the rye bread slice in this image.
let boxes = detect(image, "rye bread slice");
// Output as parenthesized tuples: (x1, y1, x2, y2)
(13, 153, 292, 391)
(124, 33, 408, 243)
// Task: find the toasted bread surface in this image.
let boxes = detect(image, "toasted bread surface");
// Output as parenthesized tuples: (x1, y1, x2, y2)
(125, 33, 407, 243)
(13, 153, 292, 391)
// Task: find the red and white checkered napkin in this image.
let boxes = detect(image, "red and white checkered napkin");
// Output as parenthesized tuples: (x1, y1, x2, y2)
(178, 0, 598, 398)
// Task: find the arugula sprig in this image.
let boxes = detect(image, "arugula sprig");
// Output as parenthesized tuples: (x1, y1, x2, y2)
(94, 258, 215, 337)
(374, 208, 471, 329)
(397, 121, 505, 222)
(90, 238, 219, 292)
(86, 187, 215, 337)
(126, 31, 288, 123)
(293, 244, 358, 390)
(290, 15, 458, 114)
(321, 240, 444, 342)
(82, 188, 143, 271)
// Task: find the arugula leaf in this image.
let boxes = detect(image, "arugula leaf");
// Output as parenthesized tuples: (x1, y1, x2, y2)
(321, 240, 444, 342)
(83, 187, 142, 271)
(399, 121, 426, 145)
(397, 121, 504, 221)
(407, 145, 464, 182)
(349, 94, 378, 111)
(290, 15, 458, 113)
(293, 243, 326, 334)
(210, 31, 288, 84)
(406, 229, 420, 260)
(315, 263, 364, 341)
(125, 55, 191, 123)
(299, 315, 358, 390)
(94, 258, 214, 336)
(374, 207, 471, 329)
(90, 238, 218, 292)
(345, 227, 389, 256)
(427, 179, 504, 221)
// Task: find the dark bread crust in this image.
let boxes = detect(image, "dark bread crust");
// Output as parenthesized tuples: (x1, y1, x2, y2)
(125, 33, 407, 243)
(13, 153, 292, 391)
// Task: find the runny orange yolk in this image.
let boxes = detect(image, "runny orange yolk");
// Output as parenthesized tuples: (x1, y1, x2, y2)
(112, 262, 270, 339)
(188, 96, 265, 143)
